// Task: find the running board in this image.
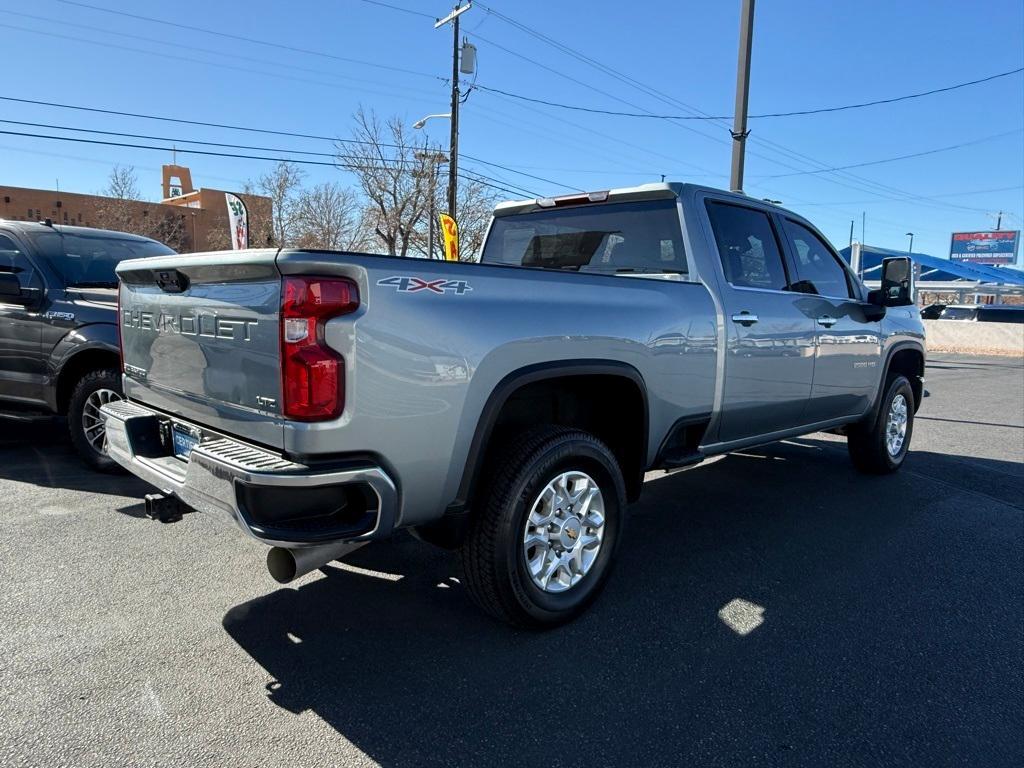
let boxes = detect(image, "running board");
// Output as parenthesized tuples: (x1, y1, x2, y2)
(659, 449, 706, 470)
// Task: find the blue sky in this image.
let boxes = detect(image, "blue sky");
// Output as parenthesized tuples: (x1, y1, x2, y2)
(2, 0, 1022, 263)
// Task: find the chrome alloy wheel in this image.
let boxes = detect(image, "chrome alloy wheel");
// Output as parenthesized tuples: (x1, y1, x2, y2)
(885, 393, 908, 457)
(522, 470, 606, 594)
(82, 388, 122, 455)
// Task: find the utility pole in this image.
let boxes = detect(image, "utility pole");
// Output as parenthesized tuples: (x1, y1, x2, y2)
(436, 3, 471, 221)
(729, 0, 756, 192)
(848, 219, 854, 249)
(415, 149, 448, 259)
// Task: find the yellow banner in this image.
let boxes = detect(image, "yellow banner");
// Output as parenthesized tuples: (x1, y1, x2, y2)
(439, 213, 459, 262)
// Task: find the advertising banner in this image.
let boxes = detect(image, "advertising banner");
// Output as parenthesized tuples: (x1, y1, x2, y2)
(225, 193, 249, 250)
(949, 230, 1019, 265)
(439, 213, 459, 261)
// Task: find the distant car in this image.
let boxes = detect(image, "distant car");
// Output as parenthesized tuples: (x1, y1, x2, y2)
(920, 303, 946, 320)
(938, 304, 1024, 323)
(0, 221, 175, 469)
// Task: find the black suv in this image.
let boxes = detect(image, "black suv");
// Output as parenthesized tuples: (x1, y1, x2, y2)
(0, 221, 174, 469)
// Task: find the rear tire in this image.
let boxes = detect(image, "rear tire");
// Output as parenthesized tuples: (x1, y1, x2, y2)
(458, 426, 626, 629)
(847, 374, 914, 474)
(67, 368, 123, 472)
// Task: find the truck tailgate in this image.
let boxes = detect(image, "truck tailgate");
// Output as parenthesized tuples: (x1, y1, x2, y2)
(116, 250, 285, 450)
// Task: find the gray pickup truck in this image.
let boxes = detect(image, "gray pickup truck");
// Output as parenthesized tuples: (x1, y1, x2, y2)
(102, 183, 925, 627)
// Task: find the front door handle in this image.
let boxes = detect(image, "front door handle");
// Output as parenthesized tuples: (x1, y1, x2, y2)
(731, 312, 759, 327)
(816, 315, 838, 328)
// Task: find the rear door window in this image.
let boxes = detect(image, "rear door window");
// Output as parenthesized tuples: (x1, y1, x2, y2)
(705, 201, 789, 290)
(481, 199, 687, 277)
(781, 220, 853, 298)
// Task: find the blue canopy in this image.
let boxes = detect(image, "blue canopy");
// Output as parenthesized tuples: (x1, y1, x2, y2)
(838, 244, 1024, 286)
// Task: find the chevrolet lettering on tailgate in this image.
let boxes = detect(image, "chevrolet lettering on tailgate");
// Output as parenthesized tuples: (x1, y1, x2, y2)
(122, 309, 258, 341)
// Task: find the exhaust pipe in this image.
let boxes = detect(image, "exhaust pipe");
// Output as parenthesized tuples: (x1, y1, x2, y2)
(266, 540, 368, 584)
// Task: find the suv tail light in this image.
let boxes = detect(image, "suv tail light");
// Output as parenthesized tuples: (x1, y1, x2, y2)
(116, 283, 124, 372)
(280, 276, 359, 421)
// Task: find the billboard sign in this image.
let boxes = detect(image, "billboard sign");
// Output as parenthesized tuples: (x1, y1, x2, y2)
(949, 230, 1019, 265)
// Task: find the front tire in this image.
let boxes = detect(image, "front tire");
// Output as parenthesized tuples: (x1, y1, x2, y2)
(458, 426, 626, 628)
(847, 374, 915, 474)
(67, 368, 123, 472)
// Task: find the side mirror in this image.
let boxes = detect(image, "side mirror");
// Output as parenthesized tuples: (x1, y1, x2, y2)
(0, 272, 23, 297)
(0, 272, 35, 305)
(879, 256, 914, 307)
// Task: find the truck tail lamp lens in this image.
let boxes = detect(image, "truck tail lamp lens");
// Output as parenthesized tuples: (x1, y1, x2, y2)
(280, 276, 359, 421)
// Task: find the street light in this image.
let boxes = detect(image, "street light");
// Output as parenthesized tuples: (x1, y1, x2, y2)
(413, 113, 452, 130)
(906, 232, 914, 255)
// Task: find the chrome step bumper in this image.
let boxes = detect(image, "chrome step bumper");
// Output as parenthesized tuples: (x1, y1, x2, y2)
(100, 399, 398, 548)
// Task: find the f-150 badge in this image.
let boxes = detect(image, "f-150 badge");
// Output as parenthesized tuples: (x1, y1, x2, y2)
(377, 276, 472, 295)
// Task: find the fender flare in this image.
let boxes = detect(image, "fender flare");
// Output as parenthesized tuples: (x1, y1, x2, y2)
(452, 359, 649, 512)
(46, 324, 120, 412)
(865, 341, 926, 424)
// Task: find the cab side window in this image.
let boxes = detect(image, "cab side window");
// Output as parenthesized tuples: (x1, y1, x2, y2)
(782, 220, 852, 298)
(0, 234, 41, 293)
(706, 201, 789, 291)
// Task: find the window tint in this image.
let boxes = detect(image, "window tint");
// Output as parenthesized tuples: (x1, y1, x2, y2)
(706, 202, 788, 290)
(29, 232, 174, 287)
(481, 199, 687, 276)
(0, 234, 41, 292)
(783, 220, 852, 298)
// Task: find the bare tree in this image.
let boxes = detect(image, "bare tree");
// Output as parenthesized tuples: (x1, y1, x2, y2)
(249, 161, 305, 247)
(147, 212, 189, 253)
(337, 109, 433, 257)
(203, 214, 233, 252)
(103, 164, 141, 200)
(453, 177, 500, 261)
(93, 165, 143, 233)
(407, 174, 499, 261)
(294, 182, 366, 251)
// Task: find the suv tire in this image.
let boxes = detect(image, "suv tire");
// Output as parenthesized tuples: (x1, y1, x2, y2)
(847, 373, 915, 474)
(458, 426, 626, 628)
(67, 368, 123, 472)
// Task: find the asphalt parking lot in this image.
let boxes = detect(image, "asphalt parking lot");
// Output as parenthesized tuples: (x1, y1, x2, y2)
(1, 353, 1021, 768)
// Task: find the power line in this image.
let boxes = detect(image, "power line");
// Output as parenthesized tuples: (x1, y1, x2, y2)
(0, 117, 420, 166)
(757, 129, 1023, 178)
(467, 1, 1017, 214)
(783, 185, 1024, 206)
(0, 94, 570, 190)
(0, 9, 444, 91)
(0, 21, 443, 109)
(357, 0, 435, 20)
(0, 127, 537, 198)
(474, 68, 1024, 120)
(56, 0, 439, 80)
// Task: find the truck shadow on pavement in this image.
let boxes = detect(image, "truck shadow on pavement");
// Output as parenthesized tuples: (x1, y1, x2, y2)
(222, 438, 1022, 767)
(0, 418, 151, 498)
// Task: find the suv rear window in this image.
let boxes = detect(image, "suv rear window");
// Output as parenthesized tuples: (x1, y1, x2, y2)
(30, 231, 174, 288)
(481, 199, 687, 276)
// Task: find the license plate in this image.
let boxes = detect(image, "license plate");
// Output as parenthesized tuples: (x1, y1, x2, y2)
(171, 425, 201, 459)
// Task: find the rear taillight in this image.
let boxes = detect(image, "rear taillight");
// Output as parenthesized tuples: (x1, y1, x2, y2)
(280, 276, 359, 421)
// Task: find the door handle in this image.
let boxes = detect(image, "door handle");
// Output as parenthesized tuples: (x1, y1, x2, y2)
(731, 312, 759, 327)
(816, 315, 838, 328)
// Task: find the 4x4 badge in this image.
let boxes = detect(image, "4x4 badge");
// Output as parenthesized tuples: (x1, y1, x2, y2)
(377, 276, 472, 295)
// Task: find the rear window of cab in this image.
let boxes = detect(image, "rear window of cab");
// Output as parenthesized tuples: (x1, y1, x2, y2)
(481, 199, 687, 278)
